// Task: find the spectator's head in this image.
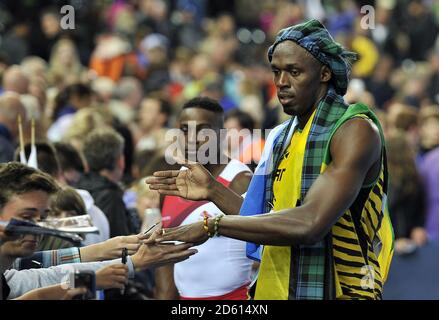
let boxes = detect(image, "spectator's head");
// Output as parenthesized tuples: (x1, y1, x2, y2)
(178, 97, 224, 162)
(83, 128, 125, 182)
(139, 97, 171, 132)
(392, 105, 418, 132)
(54, 142, 86, 185)
(224, 109, 255, 155)
(140, 34, 169, 66)
(40, 8, 61, 38)
(48, 38, 83, 86)
(20, 56, 48, 81)
(190, 54, 211, 80)
(386, 130, 422, 199)
(0, 162, 59, 259)
(0, 92, 27, 139)
(49, 187, 86, 218)
(92, 77, 115, 103)
(114, 77, 144, 109)
(62, 107, 110, 150)
(419, 106, 439, 151)
(387, 103, 419, 150)
(225, 109, 255, 131)
(13, 142, 61, 180)
(53, 83, 93, 120)
(20, 94, 41, 121)
(28, 76, 47, 111)
(2, 65, 30, 94)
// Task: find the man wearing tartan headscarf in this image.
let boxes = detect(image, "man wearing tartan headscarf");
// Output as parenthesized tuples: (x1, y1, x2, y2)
(147, 19, 394, 300)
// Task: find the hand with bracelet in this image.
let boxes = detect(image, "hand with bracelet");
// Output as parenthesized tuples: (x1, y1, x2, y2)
(153, 214, 225, 246)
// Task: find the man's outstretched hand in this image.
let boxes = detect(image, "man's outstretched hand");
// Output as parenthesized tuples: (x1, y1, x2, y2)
(145, 159, 215, 201)
(143, 223, 210, 247)
(131, 230, 198, 271)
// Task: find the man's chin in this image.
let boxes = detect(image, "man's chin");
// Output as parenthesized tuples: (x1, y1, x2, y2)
(282, 105, 298, 116)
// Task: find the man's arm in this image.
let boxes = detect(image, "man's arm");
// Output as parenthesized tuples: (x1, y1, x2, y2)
(146, 162, 252, 215)
(207, 171, 252, 215)
(14, 284, 87, 300)
(13, 235, 141, 270)
(5, 258, 135, 299)
(7, 233, 196, 299)
(156, 119, 382, 246)
(12, 264, 129, 300)
(154, 265, 179, 299)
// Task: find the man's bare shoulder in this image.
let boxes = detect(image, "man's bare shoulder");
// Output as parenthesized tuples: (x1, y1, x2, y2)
(330, 117, 381, 168)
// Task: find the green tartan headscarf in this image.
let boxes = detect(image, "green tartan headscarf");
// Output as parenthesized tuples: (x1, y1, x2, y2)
(268, 19, 357, 95)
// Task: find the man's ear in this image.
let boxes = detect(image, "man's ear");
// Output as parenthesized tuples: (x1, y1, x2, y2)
(320, 65, 332, 83)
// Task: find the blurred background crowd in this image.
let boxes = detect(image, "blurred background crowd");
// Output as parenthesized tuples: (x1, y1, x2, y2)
(1, 0, 439, 298)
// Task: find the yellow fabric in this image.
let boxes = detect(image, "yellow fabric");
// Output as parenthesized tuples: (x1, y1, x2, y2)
(255, 111, 392, 300)
(351, 36, 379, 78)
(321, 113, 393, 298)
(330, 172, 387, 299)
(255, 110, 316, 300)
(377, 205, 394, 282)
(323, 115, 391, 299)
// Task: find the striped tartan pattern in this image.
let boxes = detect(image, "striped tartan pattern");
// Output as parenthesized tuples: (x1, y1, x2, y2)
(13, 247, 81, 270)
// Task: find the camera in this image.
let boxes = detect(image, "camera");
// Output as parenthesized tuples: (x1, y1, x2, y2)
(69, 270, 96, 300)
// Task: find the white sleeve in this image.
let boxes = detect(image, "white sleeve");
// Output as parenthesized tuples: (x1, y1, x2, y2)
(5, 257, 135, 299)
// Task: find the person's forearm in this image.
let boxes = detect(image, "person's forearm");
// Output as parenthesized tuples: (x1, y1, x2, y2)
(154, 265, 179, 300)
(5, 258, 135, 299)
(79, 242, 104, 262)
(207, 179, 243, 215)
(213, 206, 318, 246)
(14, 284, 65, 300)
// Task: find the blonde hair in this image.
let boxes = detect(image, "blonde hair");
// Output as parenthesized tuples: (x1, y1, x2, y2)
(62, 107, 111, 150)
(48, 38, 84, 86)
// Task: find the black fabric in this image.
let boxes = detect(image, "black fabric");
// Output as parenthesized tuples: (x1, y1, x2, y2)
(112, 120, 134, 184)
(74, 172, 131, 237)
(2, 274, 10, 300)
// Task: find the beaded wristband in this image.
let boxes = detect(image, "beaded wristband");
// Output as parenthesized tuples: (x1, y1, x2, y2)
(203, 215, 213, 238)
(213, 214, 225, 237)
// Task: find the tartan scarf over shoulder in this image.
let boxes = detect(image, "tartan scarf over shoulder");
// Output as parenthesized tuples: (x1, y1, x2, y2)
(241, 87, 389, 300)
(267, 87, 349, 300)
(239, 19, 385, 299)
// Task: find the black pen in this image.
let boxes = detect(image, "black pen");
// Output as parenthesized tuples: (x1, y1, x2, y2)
(121, 248, 127, 295)
(122, 248, 127, 264)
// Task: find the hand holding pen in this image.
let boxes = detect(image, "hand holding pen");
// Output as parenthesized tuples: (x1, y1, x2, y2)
(120, 248, 128, 295)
